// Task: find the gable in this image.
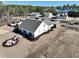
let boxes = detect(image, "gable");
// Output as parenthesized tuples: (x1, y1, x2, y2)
(34, 22, 49, 37)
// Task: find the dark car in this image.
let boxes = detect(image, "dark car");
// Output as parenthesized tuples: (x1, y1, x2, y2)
(2, 36, 19, 47)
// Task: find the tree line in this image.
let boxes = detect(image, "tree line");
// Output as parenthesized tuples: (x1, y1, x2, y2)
(0, 1, 79, 26)
(0, 1, 79, 16)
(0, 2, 57, 16)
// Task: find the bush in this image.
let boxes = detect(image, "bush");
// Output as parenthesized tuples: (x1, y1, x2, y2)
(68, 11, 79, 17)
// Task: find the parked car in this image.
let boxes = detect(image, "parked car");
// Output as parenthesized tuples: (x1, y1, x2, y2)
(8, 21, 22, 27)
(8, 22, 17, 27)
(17, 21, 22, 25)
(2, 36, 19, 47)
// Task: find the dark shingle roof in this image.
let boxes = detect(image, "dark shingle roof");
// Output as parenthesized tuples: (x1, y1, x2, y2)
(43, 20, 54, 26)
(19, 19, 42, 33)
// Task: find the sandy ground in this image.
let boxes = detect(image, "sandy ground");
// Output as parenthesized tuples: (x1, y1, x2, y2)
(0, 28, 9, 35)
(0, 25, 14, 31)
(0, 24, 79, 58)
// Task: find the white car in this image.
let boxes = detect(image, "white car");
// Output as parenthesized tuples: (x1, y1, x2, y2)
(8, 22, 16, 27)
(10, 23, 17, 27)
(17, 21, 22, 25)
(8, 21, 22, 27)
(2, 36, 19, 47)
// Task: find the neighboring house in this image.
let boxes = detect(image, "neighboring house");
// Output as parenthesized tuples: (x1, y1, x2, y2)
(48, 13, 55, 19)
(56, 9, 69, 19)
(56, 9, 75, 13)
(43, 12, 56, 20)
(26, 16, 49, 21)
(43, 12, 55, 17)
(27, 12, 41, 17)
(56, 12, 68, 19)
(18, 19, 55, 39)
(8, 20, 23, 27)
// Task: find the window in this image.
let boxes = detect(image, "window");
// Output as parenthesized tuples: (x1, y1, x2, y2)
(24, 31, 26, 33)
(28, 32, 32, 36)
(42, 19, 44, 20)
(22, 30, 27, 34)
(44, 24, 45, 27)
(43, 29, 45, 31)
(60, 14, 62, 16)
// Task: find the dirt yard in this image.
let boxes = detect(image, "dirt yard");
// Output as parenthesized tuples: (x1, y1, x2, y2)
(0, 24, 79, 58)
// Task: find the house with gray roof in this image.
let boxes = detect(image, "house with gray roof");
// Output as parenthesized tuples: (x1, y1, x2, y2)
(56, 12, 68, 19)
(18, 19, 56, 38)
(27, 12, 41, 17)
(26, 16, 48, 21)
(56, 9, 69, 20)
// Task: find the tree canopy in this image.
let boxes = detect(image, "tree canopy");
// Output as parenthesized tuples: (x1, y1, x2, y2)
(0, 1, 79, 16)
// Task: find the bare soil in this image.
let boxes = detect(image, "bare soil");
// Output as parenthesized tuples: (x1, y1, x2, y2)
(0, 24, 79, 58)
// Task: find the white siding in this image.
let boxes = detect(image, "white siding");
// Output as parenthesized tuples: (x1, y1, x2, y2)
(34, 22, 49, 37)
(18, 21, 55, 38)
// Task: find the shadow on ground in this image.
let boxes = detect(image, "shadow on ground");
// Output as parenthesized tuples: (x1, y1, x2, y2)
(12, 26, 56, 42)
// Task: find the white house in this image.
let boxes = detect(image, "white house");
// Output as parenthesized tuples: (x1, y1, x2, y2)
(27, 12, 41, 17)
(56, 12, 69, 19)
(18, 19, 55, 39)
(43, 12, 56, 20)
